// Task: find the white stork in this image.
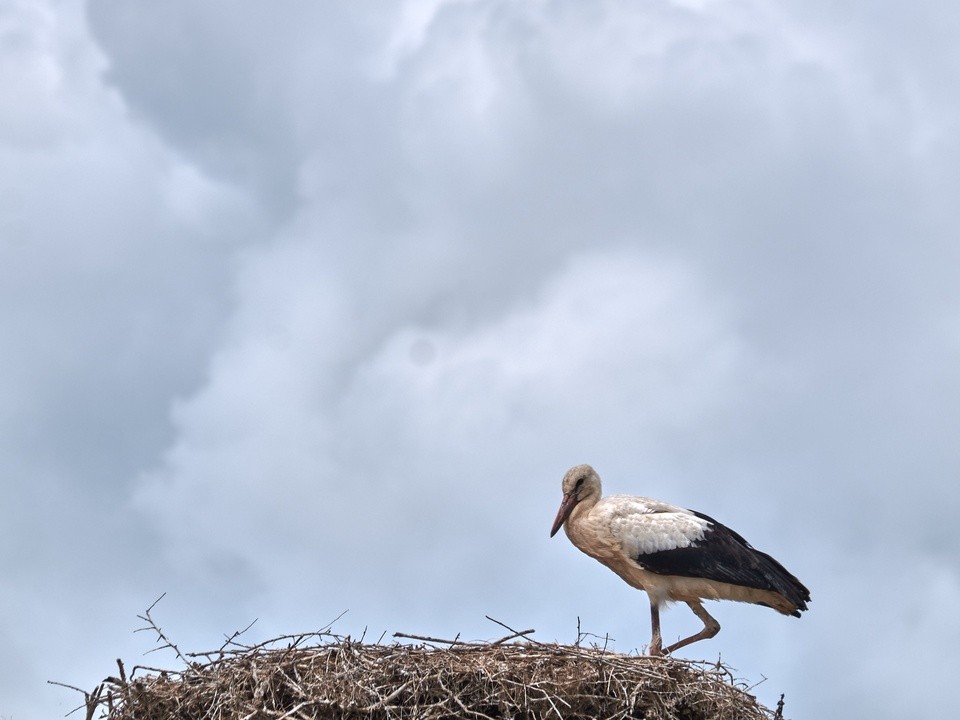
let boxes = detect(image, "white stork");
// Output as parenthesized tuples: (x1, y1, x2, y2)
(550, 464, 810, 656)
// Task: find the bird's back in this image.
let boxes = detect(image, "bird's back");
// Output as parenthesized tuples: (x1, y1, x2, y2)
(593, 494, 713, 555)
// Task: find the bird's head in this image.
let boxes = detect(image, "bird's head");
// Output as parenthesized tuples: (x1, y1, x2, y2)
(550, 464, 602, 537)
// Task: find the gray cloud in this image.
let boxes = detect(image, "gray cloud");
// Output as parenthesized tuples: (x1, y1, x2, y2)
(3, 1, 958, 718)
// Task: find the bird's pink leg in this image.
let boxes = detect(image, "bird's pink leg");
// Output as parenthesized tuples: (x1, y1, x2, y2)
(663, 600, 721, 655)
(648, 600, 664, 656)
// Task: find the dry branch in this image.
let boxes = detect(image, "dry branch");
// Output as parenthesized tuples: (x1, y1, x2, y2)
(65, 636, 778, 720)
(53, 601, 783, 719)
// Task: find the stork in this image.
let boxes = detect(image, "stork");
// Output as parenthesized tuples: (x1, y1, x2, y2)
(550, 464, 810, 656)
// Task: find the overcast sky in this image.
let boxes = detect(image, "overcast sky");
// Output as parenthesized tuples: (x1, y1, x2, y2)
(3, 1, 959, 718)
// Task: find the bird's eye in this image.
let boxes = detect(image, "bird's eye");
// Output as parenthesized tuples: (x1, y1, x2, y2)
(574, 477, 585, 491)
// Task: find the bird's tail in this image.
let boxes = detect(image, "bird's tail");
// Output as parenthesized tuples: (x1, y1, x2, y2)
(753, 548, 810, 616)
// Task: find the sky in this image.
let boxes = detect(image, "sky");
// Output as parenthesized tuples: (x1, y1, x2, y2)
(2, 0, 959, 717)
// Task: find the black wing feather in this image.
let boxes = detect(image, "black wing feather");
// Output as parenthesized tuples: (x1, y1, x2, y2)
(634, 510, 810, 614)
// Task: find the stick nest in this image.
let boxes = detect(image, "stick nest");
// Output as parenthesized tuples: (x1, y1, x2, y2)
(78, 632, 778, 720)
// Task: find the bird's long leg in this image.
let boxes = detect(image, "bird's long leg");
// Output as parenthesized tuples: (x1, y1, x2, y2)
(648, 598, 664, 656)
(663, 600, 721, 655)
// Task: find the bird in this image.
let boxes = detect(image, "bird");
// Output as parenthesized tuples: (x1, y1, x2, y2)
(550, 464, 810, 656)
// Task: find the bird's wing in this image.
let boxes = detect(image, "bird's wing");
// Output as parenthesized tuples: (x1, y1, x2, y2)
(599, 496, 713, 558)
(614, 505, 810, 609)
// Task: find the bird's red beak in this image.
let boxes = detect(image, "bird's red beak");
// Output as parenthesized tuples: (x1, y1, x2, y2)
(550, 492, 577, 537)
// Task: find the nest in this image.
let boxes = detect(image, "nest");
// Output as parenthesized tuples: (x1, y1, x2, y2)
(55, 600, 782, 720)
(67, 636, 780, 720)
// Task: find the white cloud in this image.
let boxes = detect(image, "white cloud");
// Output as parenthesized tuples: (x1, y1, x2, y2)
(5, 1, 960, 719)
(134, 249, 745, 593)
(0, 2, 262, 716)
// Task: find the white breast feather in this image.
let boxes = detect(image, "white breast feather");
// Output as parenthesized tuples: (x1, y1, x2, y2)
(596, 495, 711, 557)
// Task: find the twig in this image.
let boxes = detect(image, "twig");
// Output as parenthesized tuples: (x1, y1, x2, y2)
(218, 617, 259, 653)
(47, 681, 104, 719)
(83, 684, 104, 720)
(48, 680, 89, 695)
(491, 627, 536, 646)
(361, 680, 412, 711)
(185, 630, 340, 658)
(393, 631, 464, 646)
(745, 673, 768, 692)
(320, 608, 349, 631)
(134, 593, 189, 665)
(485, 616, 544, 646)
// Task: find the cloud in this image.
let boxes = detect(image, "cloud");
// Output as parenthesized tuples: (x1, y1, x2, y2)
(134, 248, 745, 611)
(4, 1, 960, 718)
(0, 1, 261, 715)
